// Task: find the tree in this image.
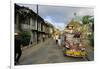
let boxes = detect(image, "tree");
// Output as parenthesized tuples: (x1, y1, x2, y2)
(21, 31, 31, 46)
(90, 17, 94, 32)
(82, 15, 91, 24)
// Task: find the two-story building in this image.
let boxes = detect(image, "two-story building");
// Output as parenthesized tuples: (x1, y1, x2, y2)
(15, 4, 54, 47)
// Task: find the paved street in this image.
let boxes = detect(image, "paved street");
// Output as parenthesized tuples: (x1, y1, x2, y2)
(15, 4, 94, 66)
(16, 33, 94, 65)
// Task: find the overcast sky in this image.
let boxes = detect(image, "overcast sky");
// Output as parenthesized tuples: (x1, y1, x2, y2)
(17, 3, 94, 31)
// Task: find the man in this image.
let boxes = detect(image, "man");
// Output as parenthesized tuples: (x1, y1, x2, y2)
(55, 34, 59, 44)
(14, 32, 22, 65)
(43, 34, 45, 42)
(58, 36, 61, 48)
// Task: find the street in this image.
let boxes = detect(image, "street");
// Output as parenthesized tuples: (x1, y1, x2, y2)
(14, 4, 94, 66)
(16, 33, 93, 65)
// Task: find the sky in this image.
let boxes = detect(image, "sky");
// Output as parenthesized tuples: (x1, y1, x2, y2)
(17, 3, 94, 31)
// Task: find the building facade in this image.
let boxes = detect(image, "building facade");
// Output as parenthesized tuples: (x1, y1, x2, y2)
(15, 4, 54, 47)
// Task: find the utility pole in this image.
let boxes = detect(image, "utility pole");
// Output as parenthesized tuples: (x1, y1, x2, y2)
(37, 4, 39, 44)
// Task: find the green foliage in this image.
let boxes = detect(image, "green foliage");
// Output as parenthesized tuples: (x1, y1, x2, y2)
(20, 31, 31, 46)
(82, 15, 91, 24)
(81, 15, 94, 38)
(88, 33, 94, 47)
(81, 24, 89, 33)
(90, 17, 94, 32)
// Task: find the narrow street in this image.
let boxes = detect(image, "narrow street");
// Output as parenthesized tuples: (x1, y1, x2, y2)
(14, 4, 94, 66)
(17, 34, 93, 65)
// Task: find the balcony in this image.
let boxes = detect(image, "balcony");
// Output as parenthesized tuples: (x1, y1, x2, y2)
(21, 24, 30, 31)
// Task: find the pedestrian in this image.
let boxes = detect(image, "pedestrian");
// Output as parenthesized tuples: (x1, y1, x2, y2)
(55, 34, 59, 44)
(58, 36, 61, 48)
(14, 32, 22, 65)
(43, 34, 45, 42)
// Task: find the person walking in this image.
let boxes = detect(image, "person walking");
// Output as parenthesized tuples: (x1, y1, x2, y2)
(55, 34, 59, 44)
(43, 34, 45, 42)
(14, 32, 22, 65)
(58, 36, 61, 48)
